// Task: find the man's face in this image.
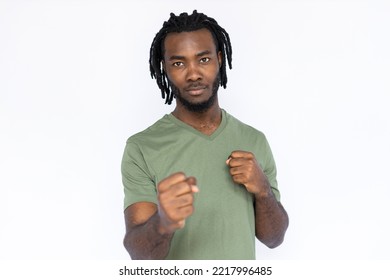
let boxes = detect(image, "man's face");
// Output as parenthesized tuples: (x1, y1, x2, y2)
(163, 28, 222, 112)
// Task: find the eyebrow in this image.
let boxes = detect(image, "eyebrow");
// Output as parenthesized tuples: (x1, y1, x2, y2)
(167, 50, 212, 61)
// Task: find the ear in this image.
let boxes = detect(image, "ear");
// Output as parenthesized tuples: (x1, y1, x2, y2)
(217, 51, 222, 67)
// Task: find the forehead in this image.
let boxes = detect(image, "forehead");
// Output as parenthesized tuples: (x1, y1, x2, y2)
(163, 28, 217, 56)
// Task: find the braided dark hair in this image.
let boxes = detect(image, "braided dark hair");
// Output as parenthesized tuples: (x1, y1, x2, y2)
(149, 10, 233, 104)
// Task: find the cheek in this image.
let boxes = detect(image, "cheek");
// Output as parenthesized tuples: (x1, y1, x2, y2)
(166, 70, 183, 85)
(206, 65, 220, 79)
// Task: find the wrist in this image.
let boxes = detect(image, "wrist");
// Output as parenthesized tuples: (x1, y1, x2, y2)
(157, 219, 174, 236)
(255, 190, 274, 199)
(253, 183, 274, 200)
(156, 212, 181, 236)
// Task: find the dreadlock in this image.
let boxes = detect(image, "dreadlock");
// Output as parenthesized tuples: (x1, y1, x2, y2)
(149, 10, 233, 105)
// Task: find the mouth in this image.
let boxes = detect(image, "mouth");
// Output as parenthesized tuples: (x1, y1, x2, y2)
(185, 85, 207, 96)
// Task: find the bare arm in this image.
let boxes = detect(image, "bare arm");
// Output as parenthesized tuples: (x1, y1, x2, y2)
(227, 151, 289, 248)
(253, 184, 289, 248)
(123, 173, 198, 259)
(123, 202, 173, 260)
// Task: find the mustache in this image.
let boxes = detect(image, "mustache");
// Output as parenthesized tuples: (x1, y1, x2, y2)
(184, 83, 207, 91)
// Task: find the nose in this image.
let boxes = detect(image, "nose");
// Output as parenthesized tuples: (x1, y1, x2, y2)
(186, 62, 202, 82)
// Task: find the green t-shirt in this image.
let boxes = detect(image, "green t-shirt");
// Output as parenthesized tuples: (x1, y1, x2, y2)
(121, 109, 280, 259)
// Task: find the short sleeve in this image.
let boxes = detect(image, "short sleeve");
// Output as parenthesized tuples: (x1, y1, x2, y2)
(260, 135, 281, 202)
(121, 140, 157, 210)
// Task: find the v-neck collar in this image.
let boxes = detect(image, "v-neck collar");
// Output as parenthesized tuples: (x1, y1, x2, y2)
(167, 109, 227, 141)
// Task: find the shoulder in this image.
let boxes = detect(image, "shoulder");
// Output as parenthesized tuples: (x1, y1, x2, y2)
(125, 114, 173, 145)
(121, 116, 173, 172)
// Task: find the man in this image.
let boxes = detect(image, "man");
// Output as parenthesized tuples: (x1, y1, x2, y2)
(121, 10, 289, 260)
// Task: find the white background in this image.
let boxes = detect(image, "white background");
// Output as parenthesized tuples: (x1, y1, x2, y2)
(1, 0, 389, 260)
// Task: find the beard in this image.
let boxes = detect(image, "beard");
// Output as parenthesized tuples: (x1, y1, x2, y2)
(170, 74, 221, 113)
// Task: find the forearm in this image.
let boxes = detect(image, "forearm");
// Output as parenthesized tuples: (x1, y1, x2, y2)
(254, 190, 289, 248)
(123, 212, 174, 260)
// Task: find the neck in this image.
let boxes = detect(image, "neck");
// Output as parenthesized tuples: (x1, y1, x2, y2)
(172, 100, 222, 136)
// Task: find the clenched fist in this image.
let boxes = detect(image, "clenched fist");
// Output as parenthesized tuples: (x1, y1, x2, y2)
(157, 172, 199, 234)
(226, 150, 272, 198)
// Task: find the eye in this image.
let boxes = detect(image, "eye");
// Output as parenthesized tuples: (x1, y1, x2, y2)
(200, 57, 210, 63)
(172, 61, 184, 67)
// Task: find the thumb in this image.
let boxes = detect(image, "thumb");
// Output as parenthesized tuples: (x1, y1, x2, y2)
(177, 220, 186, 229)
(185, 176, 199, 193)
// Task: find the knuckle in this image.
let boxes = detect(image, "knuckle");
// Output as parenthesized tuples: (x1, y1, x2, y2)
(157, 192, 164, 202)
(157, 182, 165, 191)
(173, 172, 186, 180)
(175, 181, 191, 193)
(185, 182, 193, 192)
